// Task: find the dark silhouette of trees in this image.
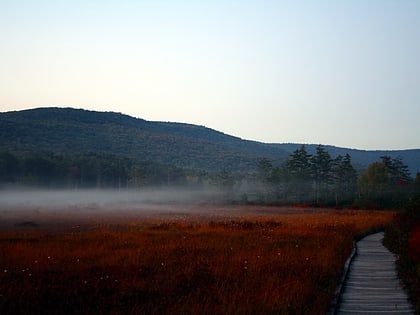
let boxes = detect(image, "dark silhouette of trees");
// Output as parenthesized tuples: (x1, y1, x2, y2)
(332, 154, 358, 205)
(311, 145, 333, 204)
(254, 145, 358, 206)
(380, 156, 411, 185)
(1, 147, 417, 209)
(358, 156, 413, 208)
(0, 151, 191, 189)
(285, 145, 312, 203)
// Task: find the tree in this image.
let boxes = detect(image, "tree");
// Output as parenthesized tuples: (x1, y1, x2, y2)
(359, 162, 388, 193)
(380, 156, 411, 185)
(310, 145, 333, 204)
(332, 154, 357, 205)
(285, 145, 312, 203)
(358, 156, 412, 208)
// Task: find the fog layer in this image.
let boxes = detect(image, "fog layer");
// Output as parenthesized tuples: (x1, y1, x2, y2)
(0, 187, 223, 211)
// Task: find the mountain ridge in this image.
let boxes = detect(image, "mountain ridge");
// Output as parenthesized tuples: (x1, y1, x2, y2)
(1, 107, 419, 174)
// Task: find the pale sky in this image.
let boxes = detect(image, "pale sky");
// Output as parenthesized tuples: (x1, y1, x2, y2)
(1, 0, 419, 150)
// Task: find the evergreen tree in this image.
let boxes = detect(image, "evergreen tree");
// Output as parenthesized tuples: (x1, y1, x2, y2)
(380, 156, 411, 185)
(285, 145, 312, 203)
(332, 154, 357, 205)
(310, 145, 333, 204)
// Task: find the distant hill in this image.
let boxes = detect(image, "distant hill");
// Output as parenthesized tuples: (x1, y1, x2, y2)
(1, 107, 419, 175)
(0, 107, 289, 171)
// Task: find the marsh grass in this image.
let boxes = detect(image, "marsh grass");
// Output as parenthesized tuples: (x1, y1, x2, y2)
(0, 208, 395, 314)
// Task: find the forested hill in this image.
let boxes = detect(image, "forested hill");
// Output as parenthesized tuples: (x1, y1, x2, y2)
(1, 107, 419, 174)
(0, 107, 289, 171)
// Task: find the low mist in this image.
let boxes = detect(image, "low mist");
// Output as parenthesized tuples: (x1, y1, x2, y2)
(0, 187, 234, 229)
(0, 187, 224, 212)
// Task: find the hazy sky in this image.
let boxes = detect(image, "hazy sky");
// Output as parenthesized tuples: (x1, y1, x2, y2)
(1, 1, 419, 150)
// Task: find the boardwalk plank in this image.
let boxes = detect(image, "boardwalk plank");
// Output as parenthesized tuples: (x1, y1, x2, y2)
(335, 232, 414, 315)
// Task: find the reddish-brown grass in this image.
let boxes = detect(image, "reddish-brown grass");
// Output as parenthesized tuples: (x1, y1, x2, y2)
(0, 206, 395, 314)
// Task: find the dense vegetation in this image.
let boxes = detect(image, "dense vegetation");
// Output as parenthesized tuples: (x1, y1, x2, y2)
(382, 175, 420, 313)
(0, 209, 394, 314)
(253, 145, 419, 209)
(1, 145, 419, 210)
(0, 151, 203, 188)
(1, 107, 420, 209)
(384, 211, 420, 313)
(0, 107, 288, 172)
(1, 107, 420, 173)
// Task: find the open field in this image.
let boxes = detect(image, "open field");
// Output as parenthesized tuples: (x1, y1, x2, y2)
(0, 205, 395, 314)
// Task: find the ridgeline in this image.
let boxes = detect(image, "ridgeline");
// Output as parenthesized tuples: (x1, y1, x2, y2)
(1, 107, 419, 174)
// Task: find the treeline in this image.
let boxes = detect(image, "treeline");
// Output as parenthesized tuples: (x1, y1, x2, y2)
(1, 146, 419, 210)
(0, 151, 207, 188)
(249, 145, 358, 206)
(244, 145, 420, 210)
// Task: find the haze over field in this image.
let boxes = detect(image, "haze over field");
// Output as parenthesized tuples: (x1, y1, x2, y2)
(0, 188, 223, 211)
(0, 188, 232, 228)
(1, 1, 419, 150)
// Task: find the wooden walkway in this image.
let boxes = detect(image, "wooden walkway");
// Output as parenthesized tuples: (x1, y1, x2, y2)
(335, 232, 414, 314)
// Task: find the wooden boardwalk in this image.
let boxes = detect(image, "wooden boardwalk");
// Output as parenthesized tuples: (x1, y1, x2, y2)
(335, 232, 414, 314)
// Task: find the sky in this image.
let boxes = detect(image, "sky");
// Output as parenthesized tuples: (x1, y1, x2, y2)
(1, 0, 419, 150)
